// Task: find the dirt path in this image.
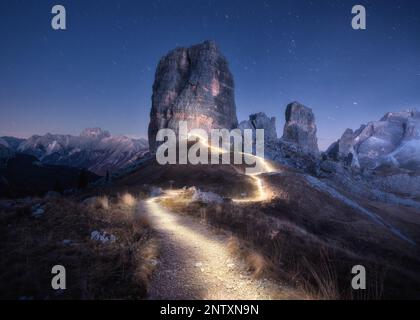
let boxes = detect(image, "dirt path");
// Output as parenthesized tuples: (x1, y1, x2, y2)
(139, 197, 282, 300)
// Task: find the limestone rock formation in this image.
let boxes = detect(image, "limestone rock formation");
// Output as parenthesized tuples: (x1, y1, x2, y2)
(282, 102, 319, 155)
(326, 129, 360, 167)
(328, 110, 420, 171)
(148, 41, 238, 151)
(238, 112, 277, 142)
(353, 110, 420, 171)
(238, 113, 278, 160)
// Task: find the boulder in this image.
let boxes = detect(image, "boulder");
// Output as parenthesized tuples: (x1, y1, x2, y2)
(31, 205, 45, 218)
(192, 188, 223, 204)
(90, 230, 117, 244)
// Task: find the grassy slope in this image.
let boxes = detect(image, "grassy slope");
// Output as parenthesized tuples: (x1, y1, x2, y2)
(2, 156, 419, 299)
(0, 195, 158, 299)
(158, 167, 420, 299)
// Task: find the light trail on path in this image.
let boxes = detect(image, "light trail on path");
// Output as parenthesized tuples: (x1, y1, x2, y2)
(140, 134, 287, 298)
(188, 132, 278, 203)
(142, 194, 285, 300)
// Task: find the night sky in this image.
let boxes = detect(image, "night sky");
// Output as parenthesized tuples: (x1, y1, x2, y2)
(1, 0, 419, 149)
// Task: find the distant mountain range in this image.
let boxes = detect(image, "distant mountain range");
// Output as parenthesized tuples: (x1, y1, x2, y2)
(0, 128, 149, 176)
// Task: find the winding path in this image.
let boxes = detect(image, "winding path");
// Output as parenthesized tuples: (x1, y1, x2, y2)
(140, 196, 282, 300)
(139, 136, 285, 299)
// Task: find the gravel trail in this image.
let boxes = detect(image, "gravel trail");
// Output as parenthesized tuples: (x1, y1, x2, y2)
(141, 197, 281, 300)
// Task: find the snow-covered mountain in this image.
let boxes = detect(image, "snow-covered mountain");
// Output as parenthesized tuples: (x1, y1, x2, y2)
(0, 136, 25, 150)
(3, 128, 148, 176)
(327, 110, 420, 172)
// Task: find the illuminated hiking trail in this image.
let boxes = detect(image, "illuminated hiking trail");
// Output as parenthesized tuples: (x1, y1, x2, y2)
(140, 136, 287, 299)
(189, 133, 278, 203)
(142, 196, 286, 300)
(140, 133, 417, 299)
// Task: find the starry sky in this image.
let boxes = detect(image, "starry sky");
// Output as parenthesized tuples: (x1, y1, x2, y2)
(1, 0, 419, 149)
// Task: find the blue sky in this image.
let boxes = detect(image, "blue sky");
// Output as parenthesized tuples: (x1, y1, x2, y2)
(1, 0, 419, 149)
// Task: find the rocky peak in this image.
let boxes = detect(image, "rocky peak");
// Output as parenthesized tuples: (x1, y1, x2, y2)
(380, 109, 419, 122)
(338, 129, 355, 156)
(282, 101, 319, 155)
(328, 109, 420, 172)
(238, 112, 277, 142)
(80, 128, 111, 139)
(0, 136, 25, 150)
(148, 40, 238, 151)
(326, 128, 360, 167)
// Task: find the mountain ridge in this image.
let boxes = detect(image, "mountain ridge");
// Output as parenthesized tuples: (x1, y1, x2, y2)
(1, 128, 148, 176)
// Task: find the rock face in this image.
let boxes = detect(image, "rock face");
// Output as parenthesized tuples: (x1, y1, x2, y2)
(329, 110, 420, 172)
(355, 111, 420, 171)
(338, 129, 356, 159)
(238, 113, 278, 160)
(148, 41, 238, 151)
(282, 102, 319, 155)
(236, 106, 321, 173)
(326, 129, 360, 167)
(238, 112, 277, 142)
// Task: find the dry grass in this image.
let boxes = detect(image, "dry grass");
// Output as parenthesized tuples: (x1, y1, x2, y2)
(0, 195, 159, 300)
(158, 192, 406, 300)
(300, 252, 340, 300)
(119, 193, 136, 208)
(95, 196, 110, 210)
(227, 237, 270, 279)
